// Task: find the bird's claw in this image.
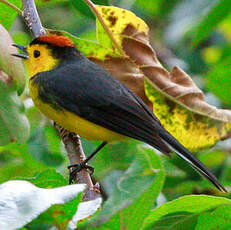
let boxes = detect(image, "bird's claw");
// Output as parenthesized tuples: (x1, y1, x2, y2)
(68, 163, 94, 184)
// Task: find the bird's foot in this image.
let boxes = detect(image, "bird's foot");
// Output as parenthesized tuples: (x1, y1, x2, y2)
(68, 163, 94, 184)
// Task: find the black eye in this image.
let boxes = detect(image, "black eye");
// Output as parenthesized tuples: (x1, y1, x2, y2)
(33, 50, 40, 58)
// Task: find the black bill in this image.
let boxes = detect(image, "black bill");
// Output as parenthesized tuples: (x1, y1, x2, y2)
(12, 44, 28, 59)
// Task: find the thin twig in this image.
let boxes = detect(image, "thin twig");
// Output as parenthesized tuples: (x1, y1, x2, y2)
(0, 0, 22, 15)
(83, 0, 126, 56)
(21, 0, 100, 201)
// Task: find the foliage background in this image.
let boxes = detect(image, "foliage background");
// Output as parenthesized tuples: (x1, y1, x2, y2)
(0, 0, 231, 229)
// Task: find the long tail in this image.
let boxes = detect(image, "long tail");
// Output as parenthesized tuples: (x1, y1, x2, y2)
(158, 128, 227, 192)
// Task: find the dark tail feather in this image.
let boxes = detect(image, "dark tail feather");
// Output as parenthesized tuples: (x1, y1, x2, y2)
(158, 129, 227, 192)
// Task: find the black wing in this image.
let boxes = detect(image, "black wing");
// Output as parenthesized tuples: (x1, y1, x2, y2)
(34, 59, 171, 154)
(33, 56, 226, 192)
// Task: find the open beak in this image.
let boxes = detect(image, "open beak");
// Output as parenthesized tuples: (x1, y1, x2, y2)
(12, 44, 29, 59)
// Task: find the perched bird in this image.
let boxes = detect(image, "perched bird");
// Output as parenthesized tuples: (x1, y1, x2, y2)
(13, 35, 226, 191)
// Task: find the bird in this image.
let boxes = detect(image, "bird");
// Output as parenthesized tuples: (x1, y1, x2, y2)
(12, 35, 226, 192)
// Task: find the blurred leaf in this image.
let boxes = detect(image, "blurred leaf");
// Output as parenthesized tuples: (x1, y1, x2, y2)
(207, 55, 231, 106)
(91, 141, 138, 179)
(163, 159, 186, 178)
(198, 150, 227, 168)
(82, 146, 164, 228)
(134, 0, 161, 17)
(28, 127, 64, 167)
(0, 81, 29, 145)
(0, 143, 46, 183)
(159, 0, 182, 18)
(192, 0, 231, 47)
(0, 24, 25, 93)
(164, 0, 218, 45)
(0, 0, 21, 29)
(219, 14, 231, 42)
(143, 195, 231, 229)
(201, 46, 222, 64)
(25, 106, 44, 133)
(0, 179, 85, 230)
(35, 0, 68, 6)
(71, 0, 109, 19)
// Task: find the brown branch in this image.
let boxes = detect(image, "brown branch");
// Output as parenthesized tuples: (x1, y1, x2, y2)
(57, 126, 100, 201)
(21, 0, 100, 201)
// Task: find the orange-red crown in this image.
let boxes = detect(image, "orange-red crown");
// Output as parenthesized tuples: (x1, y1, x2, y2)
(37, 35, 74, 47)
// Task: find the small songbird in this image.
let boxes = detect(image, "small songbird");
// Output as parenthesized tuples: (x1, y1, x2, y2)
(13, 35, 226, 191)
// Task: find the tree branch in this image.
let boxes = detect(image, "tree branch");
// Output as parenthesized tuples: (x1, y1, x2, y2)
(22, 0, 100, 201)
(22, 0, 46, 38)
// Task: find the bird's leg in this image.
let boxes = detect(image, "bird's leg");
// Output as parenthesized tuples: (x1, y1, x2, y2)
(68, 141, 107, 183)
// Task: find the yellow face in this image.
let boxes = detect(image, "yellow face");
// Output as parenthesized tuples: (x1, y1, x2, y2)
(25, 44, 59, 78)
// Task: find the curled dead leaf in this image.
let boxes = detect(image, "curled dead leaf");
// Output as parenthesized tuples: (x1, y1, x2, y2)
(93, 6, 231, 151)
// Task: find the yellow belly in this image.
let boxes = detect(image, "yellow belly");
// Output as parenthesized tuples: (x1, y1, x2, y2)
(29, 81, 128, 141)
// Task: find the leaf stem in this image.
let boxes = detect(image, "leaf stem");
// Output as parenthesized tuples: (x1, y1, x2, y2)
(83, 0, 126, 56)
(0, 0, 22, 15)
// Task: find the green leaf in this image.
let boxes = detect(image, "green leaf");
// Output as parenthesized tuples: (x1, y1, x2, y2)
(198, 150, 227, 168)
(143, 195, 231, 229)
(0, 81, 29, 145)
(71, 0, 109, 19)
(35, 0, 68, 6)
(83, 146, 164, 228)
(117, 148, 165, 230)
(27, 169, 67, 188)
(0, 142, 46, 183)
(192, 0, 231, 46)
(207, 55, 231, 106)
(28, 127, 64, 167)
(196, 205, 231, 230)
(0, 0, 21, 30)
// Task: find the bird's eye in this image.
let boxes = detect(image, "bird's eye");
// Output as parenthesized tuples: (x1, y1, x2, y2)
(33, 50, 40, 58)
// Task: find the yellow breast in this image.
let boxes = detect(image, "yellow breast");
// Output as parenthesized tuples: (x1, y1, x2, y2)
(29, 79, 128, 142)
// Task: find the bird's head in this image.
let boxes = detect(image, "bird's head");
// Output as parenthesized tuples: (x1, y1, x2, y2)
(12, 35, 75, 78)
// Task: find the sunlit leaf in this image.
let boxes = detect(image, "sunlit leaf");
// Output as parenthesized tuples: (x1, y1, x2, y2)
(196, 205, 231, 230)
(143, 195, 231, 229)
